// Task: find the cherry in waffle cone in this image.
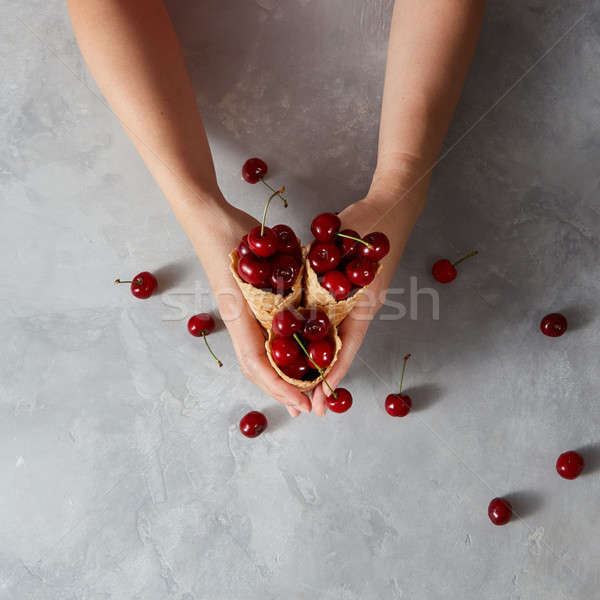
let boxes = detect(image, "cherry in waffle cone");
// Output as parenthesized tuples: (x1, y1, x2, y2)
(265, 325, 342, 392)
(304, 243, 383, 326)
(229, 246, 306, 330)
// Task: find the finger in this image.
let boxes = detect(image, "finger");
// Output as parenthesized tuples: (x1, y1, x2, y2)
(223, 298, 311, 412)
(287, 405, 301, 418)
(311, 385, 328, 417)
(254, 358, 312, 413)
(321, 312, 371, 397)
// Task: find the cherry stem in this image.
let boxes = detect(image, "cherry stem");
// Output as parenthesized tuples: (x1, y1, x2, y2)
(398, 353, 411, 395)
(292, 333, 337, 398)
(261, 179, 288, 206)
(452, 250, 478, 267)
(114, 278, 141, 285)
(335, 232, 373, 249)
(260, 186, 287, 237)
(202, 333, 223, 367)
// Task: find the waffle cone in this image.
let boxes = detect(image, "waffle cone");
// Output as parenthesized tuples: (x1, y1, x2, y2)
(265, 324, 342, 392)
(304, 243, 383, 326)
(229, 246, 306, 330)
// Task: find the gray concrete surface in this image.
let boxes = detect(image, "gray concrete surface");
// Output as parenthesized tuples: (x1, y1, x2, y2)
(1, 0, 599, 598)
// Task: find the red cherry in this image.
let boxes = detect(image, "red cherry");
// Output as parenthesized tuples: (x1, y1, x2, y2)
(281, 357, 310, 379)
(556, 451, 584, 479)
(269, 253, 300, 293)
(271, 336, 300, 367)
(187, 313, 223, 367)
(361, 232, 390, 261)
(336, 229, 360, 261)
(237, 254, 272, 287)
(308, 339, 334, 369)
(187, 313, 215, 336)
(322, 270, 352, 300)
(247, 225, 278, 258)
(242, 157, 268, 184)
(345, 258, 376, 287)
(272, 224, 300, 256)
(488, 498, 512, 526)
(272, 308, 304, 337)
(432, 250, 478, 283)
(385, 394, 411, 417)
(386, 353, 411, 417)
(301, 309, 330, 341)
(239, 411, 268, 437)
(540, 313, 568, 338)
(326, 388, 353, 413)
(114, 271, 157, 299)
(311, 212, 341, 242)
(237, 235, 252, 258)
(431, 259, 456, 283)
(309, 242, 341, 274)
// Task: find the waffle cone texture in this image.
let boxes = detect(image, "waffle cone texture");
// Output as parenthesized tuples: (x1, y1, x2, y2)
(265, 325, 342, 392)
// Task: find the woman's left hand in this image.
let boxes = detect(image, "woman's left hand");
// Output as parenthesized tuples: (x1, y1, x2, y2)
(311, 170, 427, 416)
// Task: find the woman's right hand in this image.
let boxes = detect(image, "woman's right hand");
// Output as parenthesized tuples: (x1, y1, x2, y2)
(186, 197, 311, 418)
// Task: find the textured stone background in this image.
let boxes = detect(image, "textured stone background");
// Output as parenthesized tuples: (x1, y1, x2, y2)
(1, 1, 599, 598)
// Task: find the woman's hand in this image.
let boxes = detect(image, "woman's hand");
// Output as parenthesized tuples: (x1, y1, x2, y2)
(311, 168, 428, 416)
(188, 197, 311, 418)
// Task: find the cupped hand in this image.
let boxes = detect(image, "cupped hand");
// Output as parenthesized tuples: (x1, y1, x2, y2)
(189, 198, 311, 417)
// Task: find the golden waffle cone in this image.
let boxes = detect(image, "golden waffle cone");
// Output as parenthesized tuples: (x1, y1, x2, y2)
(304, 243, 383, 326)
(265, 323, 342, 392)
(229, 246, 306, 330)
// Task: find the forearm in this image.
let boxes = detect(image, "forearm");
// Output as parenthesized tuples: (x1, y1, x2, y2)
(374, 0, 484, 190)
(67, 0, 221, 233)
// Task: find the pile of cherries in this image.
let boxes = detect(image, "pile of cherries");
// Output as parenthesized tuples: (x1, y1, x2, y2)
(308, 212, 390, 300)
(236, 158, 302, 294)
(237, 224, 302, 294)
(270, 308, 334, 381)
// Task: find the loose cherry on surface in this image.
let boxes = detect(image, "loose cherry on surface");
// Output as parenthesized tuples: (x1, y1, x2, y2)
(488, 498, 512, 526)
(281, 357, 310, 380)
(270, 254, 300, 293)
(272, 308, 304, 337)
(187, 314, 223, 367)
(345, 257, 377, 287)
(311, 212, 341, 242)
(239, 410, 268, 438)
(272, 224, 301, 256)
(385, 353, 412, 417)
(237, 235, 252, 258)
(336, 229, 360, 261)
(432, 250, 478, 283)
(360, 232, 390, 262)
(540, 313, 568, 338)
(242, 158, 268, 184)
(556, 451, 584, 480)
(309, 242, 341, 274)
(301, 309, 330, 342)
(247, 225, 278, 258)
(237, 254, 272, 287)
(271, 336, 301, 367)
(322, 270, 352, 301)
(114, 271, 158, 299)
(308, 339, 334, 369)
(326, 388, 353, 413)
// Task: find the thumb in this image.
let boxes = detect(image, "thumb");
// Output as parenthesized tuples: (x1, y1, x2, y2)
(320, 312, 371, 397)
